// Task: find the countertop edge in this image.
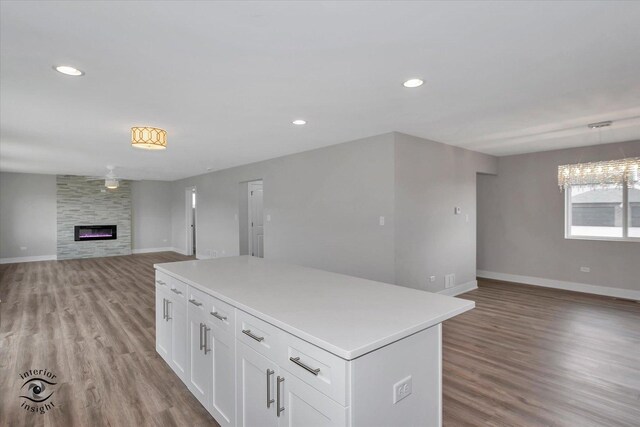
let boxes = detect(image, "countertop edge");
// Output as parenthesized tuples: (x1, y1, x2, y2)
(155, 264, 475, 360)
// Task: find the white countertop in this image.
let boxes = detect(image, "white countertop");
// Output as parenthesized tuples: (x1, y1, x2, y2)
(155, 256, 474, 360)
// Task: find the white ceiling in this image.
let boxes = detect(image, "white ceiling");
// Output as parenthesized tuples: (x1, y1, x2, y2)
(1, 1, 639, 181)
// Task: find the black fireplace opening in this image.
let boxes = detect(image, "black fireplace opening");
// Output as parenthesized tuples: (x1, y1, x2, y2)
(74, 225, 117, 241)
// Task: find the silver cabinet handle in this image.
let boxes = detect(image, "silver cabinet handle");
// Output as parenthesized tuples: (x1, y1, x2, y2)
(165, 300, 171, 321)
(266, 369, 275, 408)
(162, 298, 167, 320)
(289, 357, 320, 376)
(242, 329, 264, 342)
(199, 323, 204, 351)
(276, 376, 285, 417)
(203, 325, 210, 354)
(189, 299, 202, 307)
(211, 311, 227, 321)
(156, 280, 166, 286)
(170, 288, 183, 295)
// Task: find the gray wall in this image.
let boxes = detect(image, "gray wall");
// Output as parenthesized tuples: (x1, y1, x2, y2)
(56, 175, 132, 260)
(0, 172, 56, 259)
(477, 140, 640, 291)
(394, 133, 497, 291)
(0, 172, 172, 260)
(131, 181, 173, 251)
(171, 133, 397, 283)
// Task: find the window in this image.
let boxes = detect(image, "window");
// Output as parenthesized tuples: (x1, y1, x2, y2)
(566, 184, 640, 241)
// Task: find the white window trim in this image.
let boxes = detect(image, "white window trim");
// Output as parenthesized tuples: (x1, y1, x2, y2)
(564, 182, 640, 242)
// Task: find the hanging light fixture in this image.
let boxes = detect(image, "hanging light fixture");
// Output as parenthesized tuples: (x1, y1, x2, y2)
(131, 127, 167, 150)
(558, 157, 640, 191)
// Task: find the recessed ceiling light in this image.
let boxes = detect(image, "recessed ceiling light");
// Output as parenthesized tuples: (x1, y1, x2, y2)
(403, 78, 423, 88)
(292, 119, 307, 125)
(53, 65, 85, 76)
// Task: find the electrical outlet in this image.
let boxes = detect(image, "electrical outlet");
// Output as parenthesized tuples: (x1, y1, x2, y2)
(20, 246, 27, 251)
(379, 216, 385, 226)
(445, 273, 456, 289)
(580, 266, 590, 273)
(212, 250, 218, 258)
(393, 376, 412, 404)
(429, 276, 436, 283)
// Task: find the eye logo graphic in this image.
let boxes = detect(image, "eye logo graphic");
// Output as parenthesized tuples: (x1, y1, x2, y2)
(19, 369, 57, 414)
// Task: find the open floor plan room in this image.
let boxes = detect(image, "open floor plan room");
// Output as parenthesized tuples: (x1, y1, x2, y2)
(1, 1, 639, 426)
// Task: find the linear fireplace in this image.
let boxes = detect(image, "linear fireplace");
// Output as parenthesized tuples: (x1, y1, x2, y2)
(74, 225, 117, 241)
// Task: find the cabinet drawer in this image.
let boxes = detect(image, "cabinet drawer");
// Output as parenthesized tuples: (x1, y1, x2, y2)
(169, 278, 188, 301)
(281, 333, 349, 406)
(235, 309, 284, 362)
(188, 285, 213, 316)
(207, 296, 235, 334)
(155, 271, 171, 289)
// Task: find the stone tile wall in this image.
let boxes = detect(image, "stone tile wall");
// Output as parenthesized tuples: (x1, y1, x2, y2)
(57, 175, 131, 259)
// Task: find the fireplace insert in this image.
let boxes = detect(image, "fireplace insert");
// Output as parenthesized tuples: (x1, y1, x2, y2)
(74, 225, 117, 241)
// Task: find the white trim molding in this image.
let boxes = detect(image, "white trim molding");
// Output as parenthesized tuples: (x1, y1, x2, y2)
(477, 270, 640, 301)
(132, 247, 175, 254)
(0, 254, 57, 264)
(437, 280, 478, 297)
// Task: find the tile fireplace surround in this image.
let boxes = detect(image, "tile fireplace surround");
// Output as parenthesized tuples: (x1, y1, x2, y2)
(56, 175, 131, 260)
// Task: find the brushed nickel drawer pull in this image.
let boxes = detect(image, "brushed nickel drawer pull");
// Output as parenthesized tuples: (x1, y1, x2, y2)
(266, 369, 275, 408)
(199, 323, 205, 351)
(242, 329, 264, 342)
(165, 300, 171, 321)
(211, 311, 227, 321)
(170, 288, 183, 295)
(277, 376, 285, 417)
(289, 357, 320, 376)
(203, 325, 210, 354)
(156, 280, 166, 286)
(189, 299, 202, 307)
(162, 298, 167, 320)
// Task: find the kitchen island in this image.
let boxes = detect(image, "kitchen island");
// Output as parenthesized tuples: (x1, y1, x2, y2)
(155, 256, 473, 427)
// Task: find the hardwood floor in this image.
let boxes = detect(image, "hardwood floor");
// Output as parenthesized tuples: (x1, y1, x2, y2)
(443, 280, 640, 427)
(1, 253, 638, 426)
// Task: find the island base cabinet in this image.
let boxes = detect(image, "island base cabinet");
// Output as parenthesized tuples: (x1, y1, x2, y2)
(188, 311, 212, 407)
(278, 370, 348, 427)
(155, 285, 171, 363)
(237, 342, 279, 427)
(169, 297, 188, 381)
(236, 341, 348, 427)
(208, 323, 236, 427)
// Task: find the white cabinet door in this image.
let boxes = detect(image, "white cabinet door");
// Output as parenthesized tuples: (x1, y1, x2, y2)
(278, 370, 347, 427)
(170, 297, 188, 381)
(237, 342, 279, 427)
(155, 286, 171, 362)
(188, 311, 212, 406)
(208, 320, 235, 427)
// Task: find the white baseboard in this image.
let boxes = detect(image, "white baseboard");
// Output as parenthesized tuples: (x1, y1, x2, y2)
(0, 254, 57, 264)
(477, 270, 640, 301)
(172, 247, 188, 256)
(437, 280, 478, 297)
(132, 247, 174, 254)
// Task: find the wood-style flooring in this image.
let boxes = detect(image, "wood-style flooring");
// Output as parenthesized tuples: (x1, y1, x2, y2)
(1, 252, 638, 426)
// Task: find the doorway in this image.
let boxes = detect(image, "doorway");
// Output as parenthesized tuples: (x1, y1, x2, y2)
(248, 180, 263, 257)
(186, 187, 197, 256)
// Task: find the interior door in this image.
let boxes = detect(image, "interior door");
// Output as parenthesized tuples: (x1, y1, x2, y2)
(155, 287, 171, 362)
(208, 322, 235, 427)
(278, 370, 347, 427)
(236, 342, 278, 427)
(188, 311, 212, 406)
(249, 181, 264, 258)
